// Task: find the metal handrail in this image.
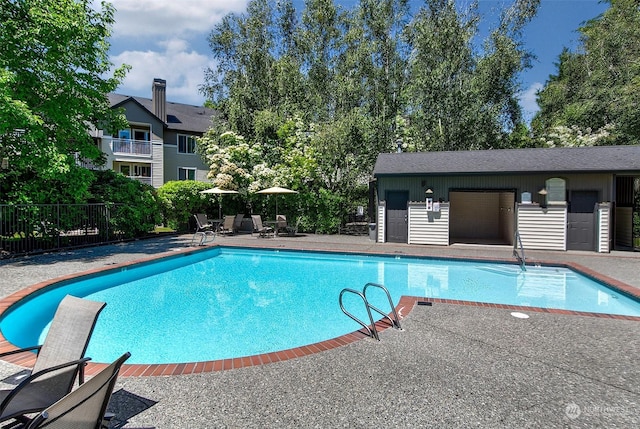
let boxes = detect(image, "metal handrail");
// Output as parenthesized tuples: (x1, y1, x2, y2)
(513, 231, 526, 271)
(363, 282, 402, 330)
(339, 288, 379, 341)
(339, 283, 403, 341)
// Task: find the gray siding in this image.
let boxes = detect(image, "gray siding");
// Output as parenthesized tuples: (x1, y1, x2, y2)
(376, 173, 614, 206)
(163, 130, 210, 183)
(119, 102, 164, 140)
(162, 142, 210, 183)
(151, 142, 164, 188)
(408, 202, 449, 245)
(516, 204, 567, 251)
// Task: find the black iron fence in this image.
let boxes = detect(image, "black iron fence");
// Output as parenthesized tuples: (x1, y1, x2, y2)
(0, 204, 125, 257)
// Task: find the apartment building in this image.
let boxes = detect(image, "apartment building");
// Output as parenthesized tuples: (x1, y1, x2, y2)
(97, 78, 216, 188)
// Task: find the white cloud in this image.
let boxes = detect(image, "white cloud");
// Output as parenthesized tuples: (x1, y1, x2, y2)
(111, 39, 215, 106)
(518, 82, 544, 124)
(101, 1, 249, 105)
(109, 0, 248, 38)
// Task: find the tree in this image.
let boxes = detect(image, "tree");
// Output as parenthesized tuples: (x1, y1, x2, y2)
(404, 0, 539, 151)
(532, 0, 640, 145)
(404, 0, 479, 151)
(298, 0, 344, 122)
(0, 0, 129, 204)
(199, 0, 540, 229)
(89, 170, 162, 238)
(340, 0, 410, 160)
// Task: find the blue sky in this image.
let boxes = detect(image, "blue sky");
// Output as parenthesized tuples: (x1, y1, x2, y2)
(106, 0, 609, 122)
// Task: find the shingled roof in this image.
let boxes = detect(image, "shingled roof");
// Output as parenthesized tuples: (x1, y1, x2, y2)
(108, 93, 216, 133)
(373, 145, 640, 177)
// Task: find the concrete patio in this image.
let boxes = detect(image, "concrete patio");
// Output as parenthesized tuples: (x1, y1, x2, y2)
(0, 233, 638, 428)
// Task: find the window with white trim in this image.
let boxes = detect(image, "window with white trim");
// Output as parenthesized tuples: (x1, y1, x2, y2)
(178, 167, 196, 180)
(178, 134, 197, 154)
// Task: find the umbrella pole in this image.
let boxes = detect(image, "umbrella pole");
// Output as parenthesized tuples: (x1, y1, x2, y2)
(218, 197, 222, 220)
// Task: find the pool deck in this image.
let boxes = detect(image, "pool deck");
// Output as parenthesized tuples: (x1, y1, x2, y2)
(1, 233, 639, 428)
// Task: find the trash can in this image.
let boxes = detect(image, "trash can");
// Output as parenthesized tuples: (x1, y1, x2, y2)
(368, 223, 376, 241)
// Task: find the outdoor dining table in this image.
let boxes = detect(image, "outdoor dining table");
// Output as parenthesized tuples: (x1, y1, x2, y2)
(208, 219, 223, 232)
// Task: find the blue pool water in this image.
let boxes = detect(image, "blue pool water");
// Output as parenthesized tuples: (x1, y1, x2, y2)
(1, 247, 639, 364)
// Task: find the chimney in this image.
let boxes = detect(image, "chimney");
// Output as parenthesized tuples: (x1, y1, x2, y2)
(152, 78, 166, 122)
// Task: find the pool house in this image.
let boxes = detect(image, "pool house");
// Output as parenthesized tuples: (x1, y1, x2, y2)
(371, 145, 640, 253)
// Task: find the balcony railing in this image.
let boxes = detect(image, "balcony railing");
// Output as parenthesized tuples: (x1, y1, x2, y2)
(111, 139, 152, 156)
(127, 176, 152, 186)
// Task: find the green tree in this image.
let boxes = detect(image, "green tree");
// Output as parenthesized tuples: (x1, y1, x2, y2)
(532, 0, 640, 145)
(89, 170, 162, 238)
(200, 0, 540, 229)
(404, 0, 479, 151)
(404, 0, 539, 151)
(0, 0, 129, 204)
(298, 0, 344, 121)
(340, 0, 410, 160)
(203, 0, 282, 138)
(157, 181, 218, 232)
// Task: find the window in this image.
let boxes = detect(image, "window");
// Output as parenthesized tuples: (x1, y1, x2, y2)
(133, 129, 149, 141)
(178, 134, 197, 154)
(120, 164, 151, 177)
(178, 167, 196, 180)
(545, 177, 566, 204)
(134, 165, 151, 177)
(118, 129, 131, 140)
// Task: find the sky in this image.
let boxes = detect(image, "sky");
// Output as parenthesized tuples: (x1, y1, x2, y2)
(105, 0, 610, 123)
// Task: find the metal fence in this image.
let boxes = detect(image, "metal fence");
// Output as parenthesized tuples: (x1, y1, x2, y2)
(0, 204, 125, 257)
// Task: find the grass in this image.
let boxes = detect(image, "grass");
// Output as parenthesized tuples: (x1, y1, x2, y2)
(152, 226, 175, 233)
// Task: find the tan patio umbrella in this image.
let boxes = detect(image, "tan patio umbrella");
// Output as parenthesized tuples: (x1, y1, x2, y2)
(256, 186, 298, 219)
(200, 187, 239, 219)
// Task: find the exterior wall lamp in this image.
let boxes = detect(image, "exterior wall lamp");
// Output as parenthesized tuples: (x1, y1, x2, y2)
(538, 187, 548, 208)
(425, 188, 434, 211)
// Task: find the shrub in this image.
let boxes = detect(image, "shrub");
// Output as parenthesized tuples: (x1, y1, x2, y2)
(89, 170, 162, 238)
(157, 181, 217, 232)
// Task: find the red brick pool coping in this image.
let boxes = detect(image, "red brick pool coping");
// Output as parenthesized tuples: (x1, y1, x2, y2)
(1, 243, 639, 377)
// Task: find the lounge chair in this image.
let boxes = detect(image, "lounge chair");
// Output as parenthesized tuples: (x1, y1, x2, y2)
(25, 352, 131, 429)
(232, 214, 244, 233)
(191, 214, 215, 246)
(0, 295, 106, 425)
(218, 215, 236, 235)
(251, 215, 274, 238)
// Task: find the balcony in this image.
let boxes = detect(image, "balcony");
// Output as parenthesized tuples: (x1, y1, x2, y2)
(127, 176, 152, 186)
(111, 139, 153, 156)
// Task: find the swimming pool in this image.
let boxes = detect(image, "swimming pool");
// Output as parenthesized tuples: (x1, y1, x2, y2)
(1, 246, 639, 365)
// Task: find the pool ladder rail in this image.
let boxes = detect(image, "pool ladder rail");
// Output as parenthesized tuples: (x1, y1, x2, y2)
(513, 230, 526, 272)
(339, 282, 402, 341)
(191, 230, 216, 246)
